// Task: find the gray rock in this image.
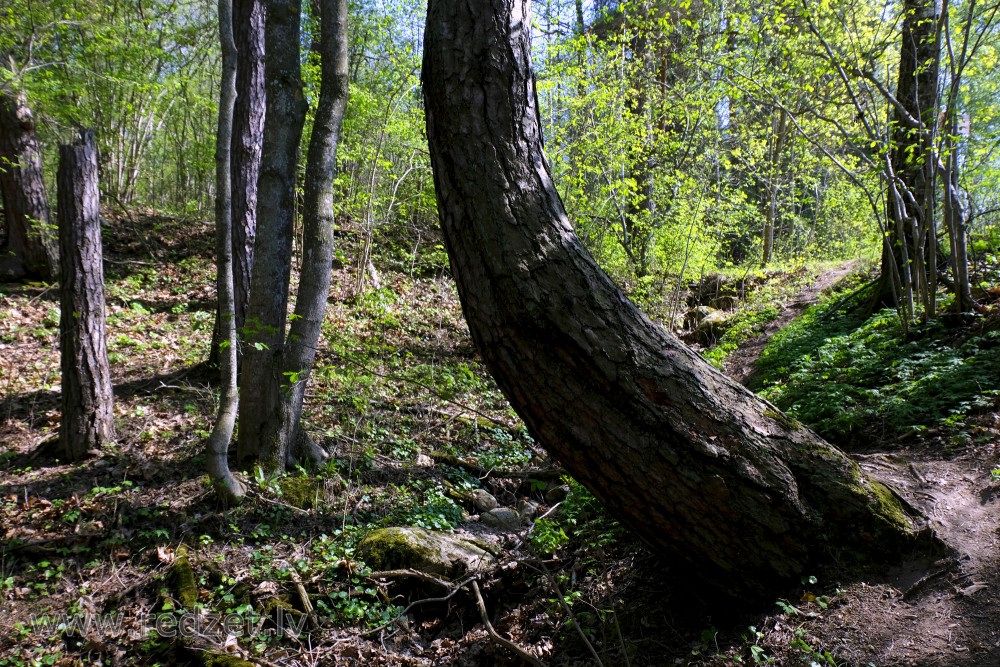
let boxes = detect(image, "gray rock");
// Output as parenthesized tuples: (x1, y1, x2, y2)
(545, 484, 570, 504)
(470, 488, 498, 512)
(696, 308, 731, 344)
(517, 499, 539, 520)
(480, 507, 522, 531)
(356, 526, 494, 578)
(684, 305, 718, 329)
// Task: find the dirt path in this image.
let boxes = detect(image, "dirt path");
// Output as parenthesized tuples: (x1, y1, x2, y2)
(803, 448, 1000, 666)
(723, 260, 859, 385)
(717, 261, 1000, 665)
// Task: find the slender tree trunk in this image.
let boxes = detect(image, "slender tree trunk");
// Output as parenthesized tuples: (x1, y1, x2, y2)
(237, 0, 308, 470)
(0, 91, 59, 281)
(269, 0, 349, 466)
(875, 0, 941, 312)
(761, 108, 788, 268)
(57, 130, 113, 461)
(422, 0, 934, 600)
(206, 0, 246, 505)
(942, 130, 973, 312)
(209, 0, 266, 369)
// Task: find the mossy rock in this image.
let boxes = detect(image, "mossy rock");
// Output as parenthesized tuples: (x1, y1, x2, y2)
(357, 526, 495, 578)
(173, 545, 198, 608)
(695, 309, 732, 344)
(278, 473, 343, 509)
(262, 596, 306, 634)
(199, 654, 258, 667)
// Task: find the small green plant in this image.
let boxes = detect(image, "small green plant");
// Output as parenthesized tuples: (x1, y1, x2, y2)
(398, 481, 464, 531)
(775, 599, 802, 616)
(529, 518, 569, 555)
(790, 628, 837, 666)
(742, 625, 773, 665)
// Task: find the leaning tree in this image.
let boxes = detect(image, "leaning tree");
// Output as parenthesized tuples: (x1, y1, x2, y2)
(421, 0, 936, 599)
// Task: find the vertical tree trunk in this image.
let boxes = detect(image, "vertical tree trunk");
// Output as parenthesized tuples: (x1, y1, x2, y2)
(761, 109, 788, 268)
(269, 0, 349, 465)
(237, 0, 308, 470)
(238, 0, 348, 470)
(0, 91, 59, 281)
(58, 130, 113, 461)
(422, 0, 933, 600)
(209, 0, 266, 369)
(206, 0, 246, 505)
(876, 0, 941, 312)
(231, 0, 267, 335)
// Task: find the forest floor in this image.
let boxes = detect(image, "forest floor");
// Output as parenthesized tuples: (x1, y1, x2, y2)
(714, 262, 1000, 667)
(1, 210, 999, 666)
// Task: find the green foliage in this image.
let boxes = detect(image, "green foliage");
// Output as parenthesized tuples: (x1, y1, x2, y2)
(756, 296, 1000, 443)
(530, 477, 624, 558)
(528, 517, 569, 555)
(393, 479, 464, 531)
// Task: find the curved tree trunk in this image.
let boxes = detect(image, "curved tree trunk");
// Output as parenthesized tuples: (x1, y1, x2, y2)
(206, 0, 246, 505)
(0, 91, 59, 281)
(422, 0, 933, 600)
(58, 130, 113, 461)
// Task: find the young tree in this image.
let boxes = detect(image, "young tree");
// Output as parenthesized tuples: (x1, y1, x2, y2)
(205, 0, 247, 505)
(238, 0, 349, 470)
(57, 130, 113, 461)
(422, 0, 933, 599)
(0, 91, 59, 280)
(875, 0, 942, 315)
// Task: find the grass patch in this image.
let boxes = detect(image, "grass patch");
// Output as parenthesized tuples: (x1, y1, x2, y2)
(754, 295, 1000, 446)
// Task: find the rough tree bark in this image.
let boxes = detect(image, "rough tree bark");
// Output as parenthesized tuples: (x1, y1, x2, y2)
(206, 0, 247, 505)
(230, 0, 266, 336)
(238, 0, 307, 469)
(209, 0, 266, 369)
(266, 0, 349, 466)
(238, 0, 348, 470)
(58, 130, 113, 461)
(422, 0, 933, 599)
(0, 91, 59, 281)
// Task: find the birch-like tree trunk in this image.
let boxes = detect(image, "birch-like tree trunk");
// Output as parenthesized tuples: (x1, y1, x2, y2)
(875, 0, 941, 314)
(206, 0, 246, 505)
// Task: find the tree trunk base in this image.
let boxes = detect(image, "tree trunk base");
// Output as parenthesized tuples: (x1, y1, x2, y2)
(290, 429, 329, 467)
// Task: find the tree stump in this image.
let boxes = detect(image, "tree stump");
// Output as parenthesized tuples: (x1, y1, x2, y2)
(58, 130, 114, 461)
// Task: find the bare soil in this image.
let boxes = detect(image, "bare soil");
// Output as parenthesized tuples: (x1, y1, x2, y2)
(708, 263, 1000, 667)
